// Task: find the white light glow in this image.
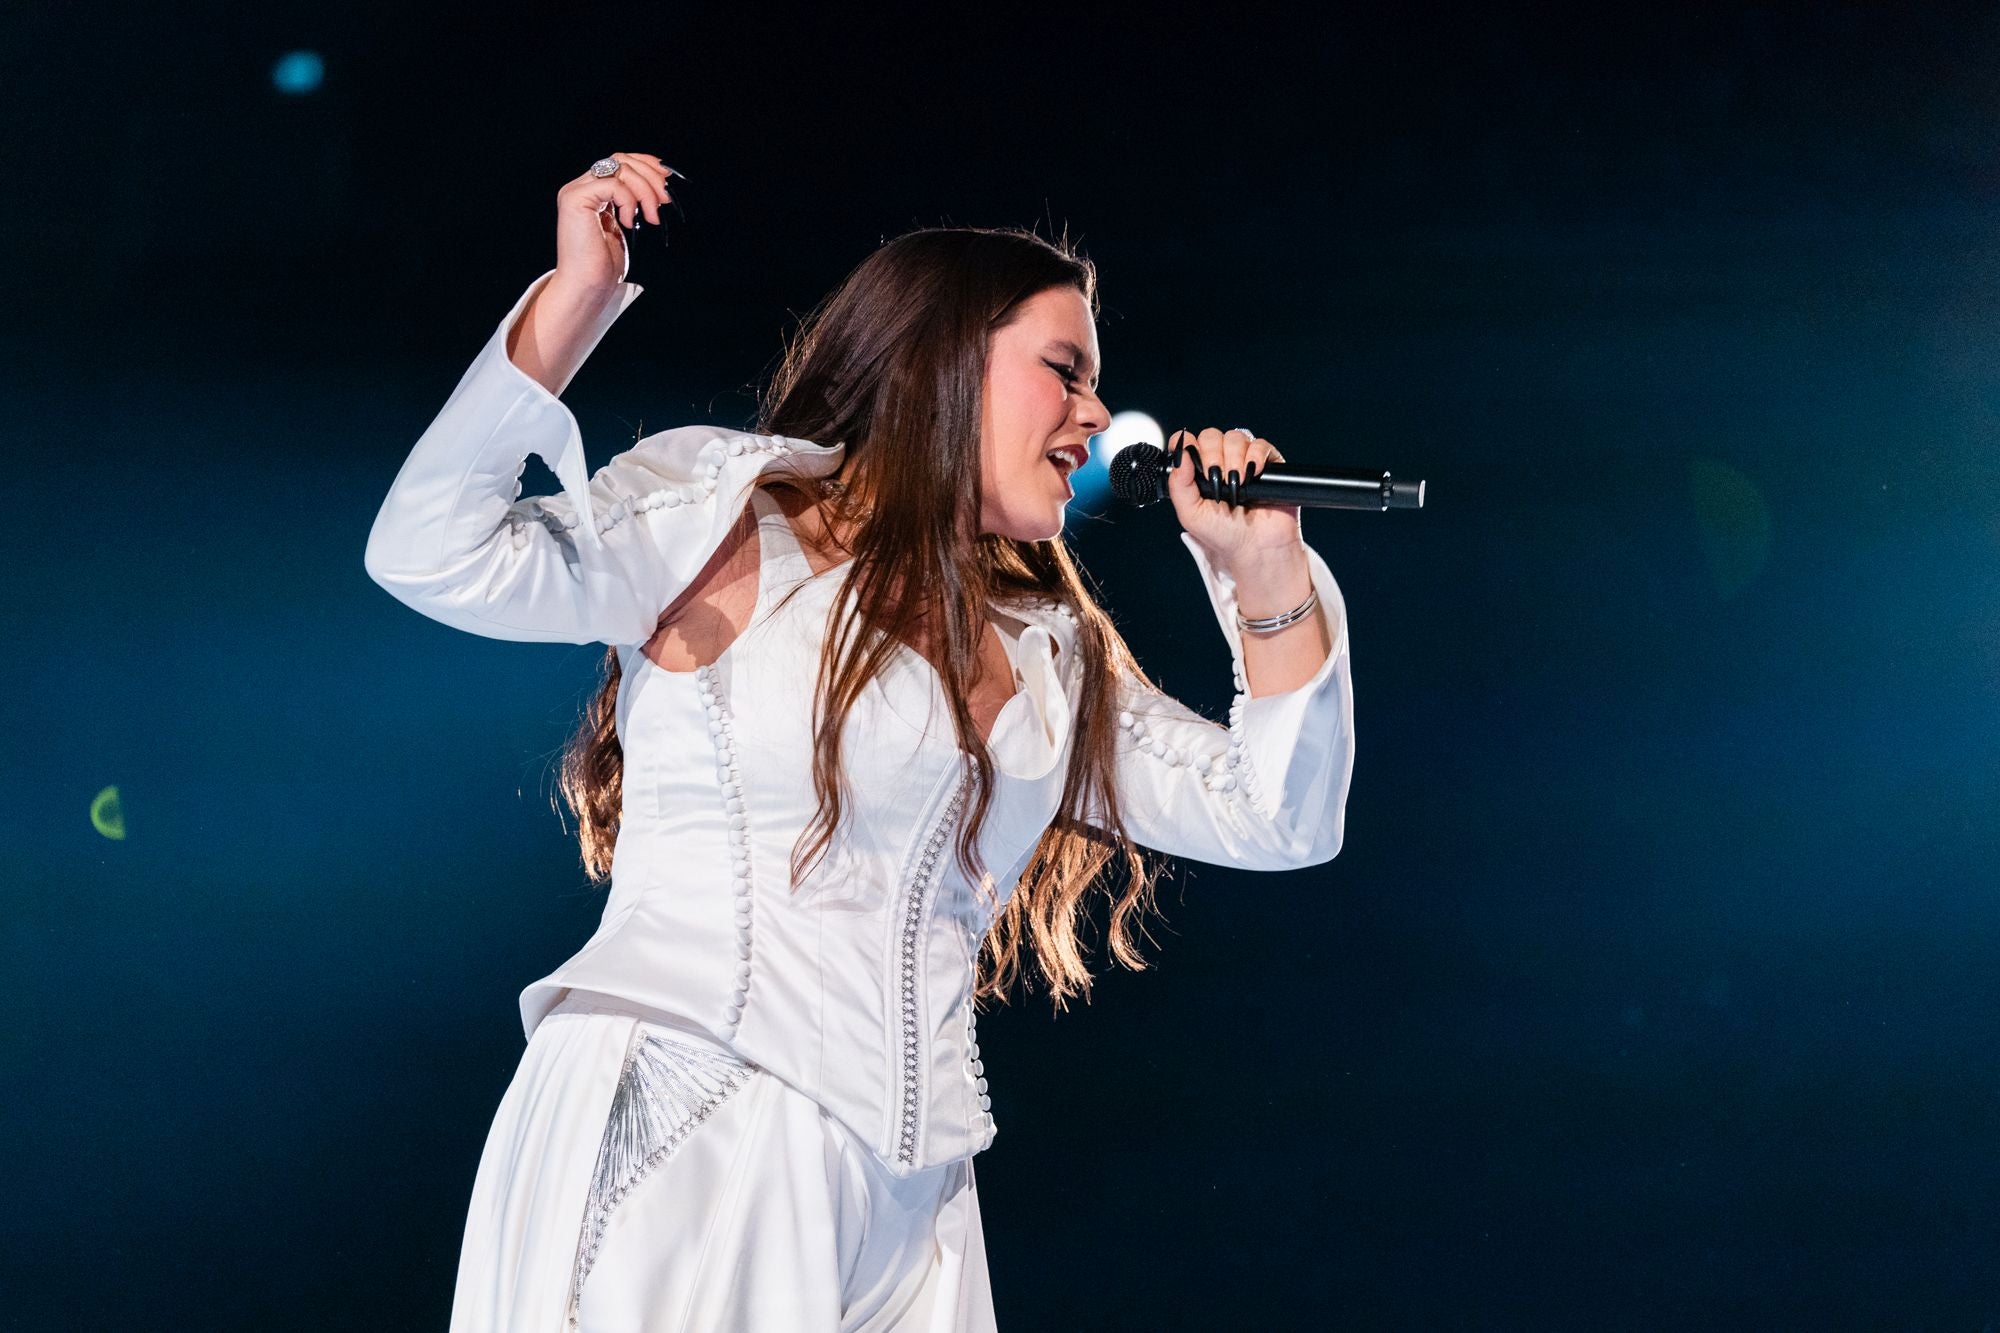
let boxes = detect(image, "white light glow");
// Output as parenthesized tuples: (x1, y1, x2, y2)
(1093, 411, 1164, 468)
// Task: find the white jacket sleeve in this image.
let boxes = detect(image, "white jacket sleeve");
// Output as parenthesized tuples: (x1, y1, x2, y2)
(1081, 532, 1354, 870)
(363, 267, 845, 645)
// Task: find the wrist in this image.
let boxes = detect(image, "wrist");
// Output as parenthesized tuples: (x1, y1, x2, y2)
(542, 272, 630, 311)
(1220, 546, 1312, 619)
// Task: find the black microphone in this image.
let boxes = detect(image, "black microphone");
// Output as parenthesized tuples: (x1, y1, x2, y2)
(1107, 442, 1425, 511)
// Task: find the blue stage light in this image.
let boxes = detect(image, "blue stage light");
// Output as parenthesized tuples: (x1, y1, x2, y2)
(272, 51, 324, 95)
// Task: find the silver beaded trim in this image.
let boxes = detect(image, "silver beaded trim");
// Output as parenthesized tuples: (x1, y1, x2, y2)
(894, 767, 973, 1166)
(508, 434, 804, 549)
(566, 1026, 757, 1328)
(695, 661, 755, 1035)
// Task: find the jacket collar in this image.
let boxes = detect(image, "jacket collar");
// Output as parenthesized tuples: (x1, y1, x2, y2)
(692, 428, 1082, 663)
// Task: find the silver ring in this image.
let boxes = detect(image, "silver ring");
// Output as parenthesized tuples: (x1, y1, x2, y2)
(590, 156, 621, 178)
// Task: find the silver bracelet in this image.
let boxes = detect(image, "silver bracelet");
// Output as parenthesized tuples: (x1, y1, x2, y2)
(1236, 585, 1319, 634)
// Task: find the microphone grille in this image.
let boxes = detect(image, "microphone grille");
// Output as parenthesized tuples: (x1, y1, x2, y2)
(1108, 443, 1170, 507)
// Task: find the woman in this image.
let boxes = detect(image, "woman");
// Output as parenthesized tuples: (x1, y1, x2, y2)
(364, 151, 1355, 1331)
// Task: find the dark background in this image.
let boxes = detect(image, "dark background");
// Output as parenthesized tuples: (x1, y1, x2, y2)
(4, 3, 1998, 1327)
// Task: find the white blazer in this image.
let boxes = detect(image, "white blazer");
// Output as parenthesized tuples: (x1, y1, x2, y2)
(364, 268, 1357, 1178)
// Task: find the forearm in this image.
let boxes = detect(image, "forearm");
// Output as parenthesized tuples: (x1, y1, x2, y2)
(1220, 546, 1334, 698)
(504, 275, 633, 398)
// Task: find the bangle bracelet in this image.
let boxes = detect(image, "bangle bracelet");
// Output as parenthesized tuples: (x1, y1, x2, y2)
(1236, 586, 1318, 634)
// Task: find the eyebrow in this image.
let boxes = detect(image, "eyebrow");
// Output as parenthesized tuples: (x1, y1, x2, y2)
(1043, 339, 1101, 391)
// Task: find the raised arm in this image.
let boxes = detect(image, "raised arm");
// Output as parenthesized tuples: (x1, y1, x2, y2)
(362, 266, 846, 645)
(366, 152, 846, 644)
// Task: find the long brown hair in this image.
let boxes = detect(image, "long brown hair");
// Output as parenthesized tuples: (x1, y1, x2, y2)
(556, 225, 1173, 1011)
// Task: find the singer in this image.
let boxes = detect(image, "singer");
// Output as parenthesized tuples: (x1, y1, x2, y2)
(363, 150, 1355, 1331)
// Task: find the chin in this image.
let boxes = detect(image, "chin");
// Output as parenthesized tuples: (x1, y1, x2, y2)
(984, 505, 1067, 544)
(1021, 511, 1066, 543)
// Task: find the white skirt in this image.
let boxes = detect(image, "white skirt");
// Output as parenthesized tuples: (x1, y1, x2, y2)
(449, 990, 999, 1332)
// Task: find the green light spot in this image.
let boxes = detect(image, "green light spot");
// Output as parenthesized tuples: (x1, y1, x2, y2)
(91, 785, 126, 840)
(1689, 457, 1772, 601)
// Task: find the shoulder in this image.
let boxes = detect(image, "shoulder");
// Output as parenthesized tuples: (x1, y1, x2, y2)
(598, 426, 844, 500)
(524, 426, 842, 545)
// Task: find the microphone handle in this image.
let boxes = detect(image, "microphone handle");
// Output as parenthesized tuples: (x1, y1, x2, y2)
(1193, 468, 1426, 511)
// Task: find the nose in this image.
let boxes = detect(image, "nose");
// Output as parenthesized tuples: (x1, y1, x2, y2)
(1074, 385, 1110, 434)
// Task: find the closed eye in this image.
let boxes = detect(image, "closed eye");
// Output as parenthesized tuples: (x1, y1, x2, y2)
(1043, 359, 1079, 387)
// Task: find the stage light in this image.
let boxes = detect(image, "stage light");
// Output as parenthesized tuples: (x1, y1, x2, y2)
(1065, 410, 1161, 518)
(272, 51, 324, 96)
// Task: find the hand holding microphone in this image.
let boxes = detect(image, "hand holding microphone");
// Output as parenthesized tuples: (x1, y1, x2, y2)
(1152, 428, 1310, 572)
(1110, 427, 1426, 513)
(1112, 426, 1424, 625)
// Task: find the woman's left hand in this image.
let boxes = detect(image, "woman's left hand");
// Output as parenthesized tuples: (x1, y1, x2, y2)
(1165, 427, 1303, 570)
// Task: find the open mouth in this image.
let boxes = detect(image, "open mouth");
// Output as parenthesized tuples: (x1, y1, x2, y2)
(1044, 444, 1087, 478)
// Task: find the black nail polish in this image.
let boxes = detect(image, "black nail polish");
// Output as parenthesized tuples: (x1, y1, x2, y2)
(1227, 468, 1241, 506)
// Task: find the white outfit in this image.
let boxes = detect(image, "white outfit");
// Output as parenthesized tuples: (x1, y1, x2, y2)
(364, 267, 1357, 1330)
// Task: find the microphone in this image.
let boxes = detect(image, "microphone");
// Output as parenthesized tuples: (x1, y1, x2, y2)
(1107, 442, 1425, 511)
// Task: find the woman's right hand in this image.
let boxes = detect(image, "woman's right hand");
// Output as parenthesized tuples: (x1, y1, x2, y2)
(554, 152, 678, 292)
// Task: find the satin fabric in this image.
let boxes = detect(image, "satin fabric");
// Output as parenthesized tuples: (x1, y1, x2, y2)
(451, 991, 996, 1333)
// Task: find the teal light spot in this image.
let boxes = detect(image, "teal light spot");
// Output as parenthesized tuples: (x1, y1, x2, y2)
(272, 51, 324, 95)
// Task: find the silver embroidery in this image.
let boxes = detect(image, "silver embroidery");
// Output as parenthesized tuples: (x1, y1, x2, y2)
(696, 661, 755, 1035)
(895, 767, 973, 1166)
(566, 1026, 757, 1327)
